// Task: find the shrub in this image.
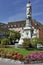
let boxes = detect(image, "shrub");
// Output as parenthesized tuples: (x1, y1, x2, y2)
(1, 38, 9, 45)
(31, 38, 43, 48)
(22, 39, 32, 48)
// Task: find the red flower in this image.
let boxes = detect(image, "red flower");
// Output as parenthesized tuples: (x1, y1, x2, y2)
(12, 55, 17, 60)
(17, 55, 23, 61)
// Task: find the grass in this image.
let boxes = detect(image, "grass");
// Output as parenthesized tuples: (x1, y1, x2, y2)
(0, 48, 43, 56)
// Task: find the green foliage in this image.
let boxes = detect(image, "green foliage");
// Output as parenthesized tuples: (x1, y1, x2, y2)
(1, 38, 9, 45)
(22, 38, 43, 49)
(15, 31, 21, 40)
(8, 34, 16, 41)
(9, 31, 21, 42)
(31, 38, 43, 47)
(22, 39, 31, 48)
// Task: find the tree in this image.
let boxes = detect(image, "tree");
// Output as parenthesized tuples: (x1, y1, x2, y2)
(8, 31, 21, 44)
(15, 31, 21, 40)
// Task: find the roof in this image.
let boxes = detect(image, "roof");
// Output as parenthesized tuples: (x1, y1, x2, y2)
(8, 19, 43, 27)
(0, 19, 43, 29)
(8, 20, 26, 25)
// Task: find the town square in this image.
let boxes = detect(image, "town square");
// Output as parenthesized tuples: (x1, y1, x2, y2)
(0, 0, 43, 65)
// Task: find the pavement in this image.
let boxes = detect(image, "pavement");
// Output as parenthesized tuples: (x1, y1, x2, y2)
(0, 58, 43, 65)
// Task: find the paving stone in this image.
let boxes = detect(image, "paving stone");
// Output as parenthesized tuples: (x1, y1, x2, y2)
(0, 58, 43, 65)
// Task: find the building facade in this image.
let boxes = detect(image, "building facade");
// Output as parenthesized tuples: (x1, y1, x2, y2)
(7, 20, 43, 40)
(0, 19, 43, 40)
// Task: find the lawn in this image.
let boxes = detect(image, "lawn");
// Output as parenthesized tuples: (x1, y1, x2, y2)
(0, 48, 43, 56)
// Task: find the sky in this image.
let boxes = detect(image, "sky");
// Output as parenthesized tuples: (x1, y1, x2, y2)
(0, 0, 43, 24)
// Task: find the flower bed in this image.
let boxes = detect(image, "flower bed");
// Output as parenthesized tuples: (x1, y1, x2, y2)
(24, 52, 43, 64)
(0, 50, 24, 61)
(0, 49, 43, 64)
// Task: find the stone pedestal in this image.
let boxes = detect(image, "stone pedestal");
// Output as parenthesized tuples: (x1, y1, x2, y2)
(18, 26, 32, 45)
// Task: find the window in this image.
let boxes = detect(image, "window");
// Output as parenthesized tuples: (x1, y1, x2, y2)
(11, 25, 13, 27)
(14, 25, 16, 27)
(8, 25, 10, 28)
(18, 24, 20, 28)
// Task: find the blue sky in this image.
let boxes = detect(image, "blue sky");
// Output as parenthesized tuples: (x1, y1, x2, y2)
(0, 0, 43, 24)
